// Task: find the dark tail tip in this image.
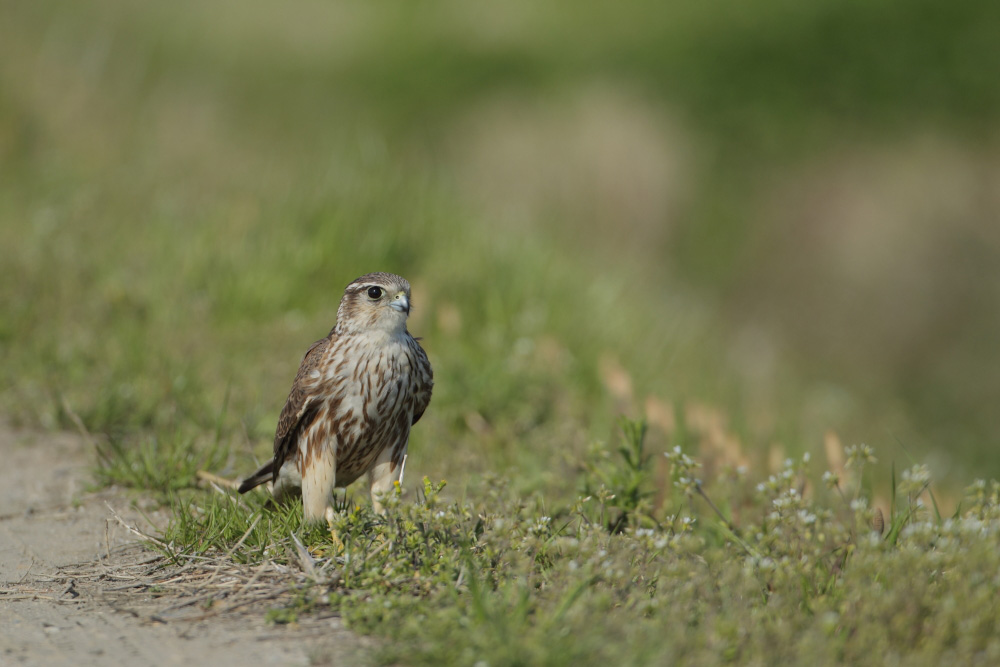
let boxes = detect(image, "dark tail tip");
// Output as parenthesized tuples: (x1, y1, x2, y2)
(236, 478, 257, 494)
(237, 460, 275, 494)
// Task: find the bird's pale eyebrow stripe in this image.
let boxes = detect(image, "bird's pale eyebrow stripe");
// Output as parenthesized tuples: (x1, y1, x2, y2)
(350, 283, 399, 295)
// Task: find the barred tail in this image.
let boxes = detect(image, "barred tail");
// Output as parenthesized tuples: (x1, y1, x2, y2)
(237, 459, 276, 494)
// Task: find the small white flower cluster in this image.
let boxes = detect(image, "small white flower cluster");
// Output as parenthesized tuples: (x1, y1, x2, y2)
(746, 555, 777, 572)
(898, 464, 931, 497)
(527, 515, 552, 536)
(665, 446, 702, 496)
(796, 509, 817, 525)
(665, 445, 700, 470)
(757, 466, 795, 495)
(767, 488, 811, 525)
(845, 443, 877, 468)
(631, 527, 674, 550)
(898, 514, 1000, 548)
(963, 478, 1000, 517)
(898, 519, 937, 542)
(771, 487, 800, 510)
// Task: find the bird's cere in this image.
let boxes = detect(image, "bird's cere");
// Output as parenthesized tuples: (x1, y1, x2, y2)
(390, 293, 410, 314)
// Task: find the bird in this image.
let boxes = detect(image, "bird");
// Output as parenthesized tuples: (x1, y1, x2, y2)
(238, 272, 433, 521)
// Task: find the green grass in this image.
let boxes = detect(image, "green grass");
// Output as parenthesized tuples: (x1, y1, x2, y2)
(3, 0, 1000, 663)
(156, 422, 1000, 666)
(94, 433, 230, 495)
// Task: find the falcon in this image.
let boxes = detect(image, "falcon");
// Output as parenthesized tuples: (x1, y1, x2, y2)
(238, 272, 433, 521)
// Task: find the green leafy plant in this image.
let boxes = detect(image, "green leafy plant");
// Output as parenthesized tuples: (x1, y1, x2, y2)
(580, 418, 657, 532)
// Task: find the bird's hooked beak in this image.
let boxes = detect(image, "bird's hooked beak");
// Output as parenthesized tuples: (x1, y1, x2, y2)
(389, 291, 410, 315)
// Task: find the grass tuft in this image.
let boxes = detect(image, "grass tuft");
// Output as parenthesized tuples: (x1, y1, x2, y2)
(95, 434, 230, 496)
(132, 421, 1000, 665)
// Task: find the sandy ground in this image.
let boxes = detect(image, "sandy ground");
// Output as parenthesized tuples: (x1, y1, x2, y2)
(0, 427, 367, 666)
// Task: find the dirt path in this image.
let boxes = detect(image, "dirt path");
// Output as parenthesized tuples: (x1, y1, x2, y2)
(0, 427, 367, 666)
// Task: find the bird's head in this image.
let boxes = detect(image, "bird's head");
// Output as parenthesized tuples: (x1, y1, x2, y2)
(335, 272, 413, 336)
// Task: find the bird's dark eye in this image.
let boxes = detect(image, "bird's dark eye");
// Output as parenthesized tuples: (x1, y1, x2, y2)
(367, 286, 383, 299)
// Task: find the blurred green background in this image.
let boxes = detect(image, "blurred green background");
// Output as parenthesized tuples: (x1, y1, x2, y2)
(2, 0, 999, 489)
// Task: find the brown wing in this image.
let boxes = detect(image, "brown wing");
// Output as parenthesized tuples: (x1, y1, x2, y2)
(409, 336, 433, 425)
(270, 334, 333, 478)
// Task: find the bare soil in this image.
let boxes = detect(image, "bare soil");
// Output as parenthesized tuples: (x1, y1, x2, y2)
(0, 426, 368, 666)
